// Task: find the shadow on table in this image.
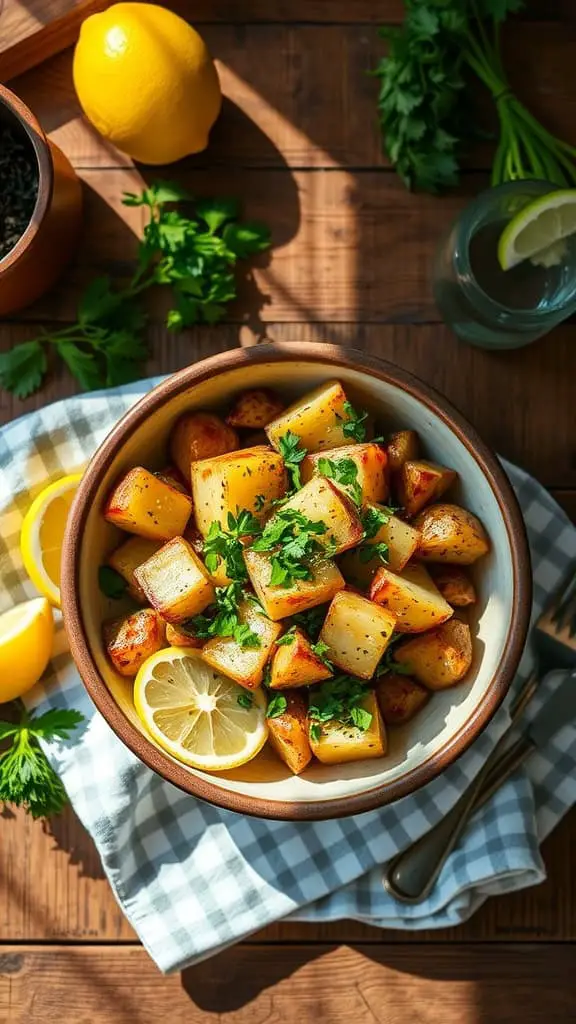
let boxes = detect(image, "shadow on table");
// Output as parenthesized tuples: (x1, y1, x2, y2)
(47, 804, 107, 881)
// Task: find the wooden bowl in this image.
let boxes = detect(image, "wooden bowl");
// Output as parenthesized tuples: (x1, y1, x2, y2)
(0, 85, 82, 316)
(61, 344, 531, 820)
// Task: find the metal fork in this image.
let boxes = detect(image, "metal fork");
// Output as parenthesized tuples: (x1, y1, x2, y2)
(382, 558, 576, 904)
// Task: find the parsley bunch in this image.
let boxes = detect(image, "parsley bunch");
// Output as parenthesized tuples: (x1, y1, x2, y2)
(250, 508, 329, 587)
(375, 0, 576, 193)
(188, 582, 261, 649)
(0, 706, 84, 818)
(308, 676, 373, 742)
(203, 510, 261, 581)
(0, 183, 270, 399)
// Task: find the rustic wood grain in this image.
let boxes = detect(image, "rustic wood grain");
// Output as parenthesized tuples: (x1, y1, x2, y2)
(0, 943, 575, 1022)
(0, 0, 109, 84)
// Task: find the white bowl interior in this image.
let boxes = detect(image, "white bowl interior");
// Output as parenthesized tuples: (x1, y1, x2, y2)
(79, 359, 514, 804)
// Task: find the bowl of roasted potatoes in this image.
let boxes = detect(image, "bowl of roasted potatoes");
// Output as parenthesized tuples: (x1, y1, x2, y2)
(61, 343, 531, 819)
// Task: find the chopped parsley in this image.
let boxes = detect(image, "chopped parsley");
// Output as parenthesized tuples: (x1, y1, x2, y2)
(317, 456, 362, 506)
(250, 507, 327, 588)
(267, 693, 287, 718)
(275, 628, 297, 646)
(237, 692, 254, 709)
(98, 565, 128, 600)
(278, 431, 307, 490)
(377, 636, 413, 677)
(310, 639, 333, 669)
(358, 541, 389, 565)
(308, 675, 373, 741)
(342, 400, 369, 443)
(203, 509, 261, 581)
(361, 505, 392, 540)
(290, 605, 328, 641)
(188, 582, 261, 649)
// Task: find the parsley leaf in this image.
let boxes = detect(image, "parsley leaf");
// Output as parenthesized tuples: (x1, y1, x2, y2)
(275, 628, 297, 646)
(267, 693, 287, 719)
(237, 692, 253, 709)
(317, 456, 363, 506)
(0, 706, 84, 818)
(309, 723, 322, 743)
(278, 432, 307, 490)
(203, 510, 261, 580)
(361, 505, 392, 540)
(98, 566, 128, 600)
(290, 605, 328, 641)
(0, 340, 47, 399)
(308, 676, 372, 732)
(311, 639, 333, 669)
(342, 400, 369, 442)
(250, 508, 327, 588)
(189, 583, 261, 649)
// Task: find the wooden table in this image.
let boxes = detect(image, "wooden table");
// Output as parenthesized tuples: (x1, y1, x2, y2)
(1, 2, 576, 1020)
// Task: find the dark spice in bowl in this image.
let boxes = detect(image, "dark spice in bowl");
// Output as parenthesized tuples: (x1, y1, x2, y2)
(0, 126, 39, 261)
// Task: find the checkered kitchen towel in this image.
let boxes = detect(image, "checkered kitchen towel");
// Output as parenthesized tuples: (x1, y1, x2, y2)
(1, 377, 576, 973)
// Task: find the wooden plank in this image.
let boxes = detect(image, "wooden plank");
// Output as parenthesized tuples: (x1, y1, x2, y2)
(11, 21, 576, 172)
(0, 943, 575, 1022)
(0, 0, 109, 84)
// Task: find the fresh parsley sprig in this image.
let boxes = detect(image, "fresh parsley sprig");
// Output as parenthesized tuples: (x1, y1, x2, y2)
(278, 432, 307, 491)
(317, 456, 363, 506)
(308, 675, 373, 742)
(203, 510, 261, 581)
(0, 183, 271, 399)
(290, 605, 329, 641)
(267, 693, 287, 719)
(188, 582, 261, 649)
(0, 706, 84, 818)
(250, 508, 327, 587)
(342, 400, 369, 443)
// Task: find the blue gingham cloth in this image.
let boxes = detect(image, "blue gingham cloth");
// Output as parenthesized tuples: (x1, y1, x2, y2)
(1, 377, 576, 973)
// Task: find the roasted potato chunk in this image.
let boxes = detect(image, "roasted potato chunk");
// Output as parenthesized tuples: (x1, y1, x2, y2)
(269, 627, 333, 689)
(319, 590, 396, 679)
(104, 467, 193, 541)
(169, 412, 238, 485)
(387, 430, 419, 473)
(191, 446, 287, 538)
(267, 691, 313, 775)
(266, 380, 351, 453)
(226, 388, 285, 429)
(394, 619, 473, 689)
(339, 505, 420, 588)
(281, 477, 363, 555)
(301, 443, 388, 505)
(397, 460, 457, 517)
(429, 565, 477, 606)
(376, 673, 429, 725)
(414, 503, 490, 564)
(165, 623, 204, 648)
(103, 608, 165, 677)
(370, 563, 453, 633)
(108, 536, 162, 602)
(309, 690, 386, 764)
(201, 600, 282, 689)
(134, 536, 215, 623)
(244, 549, 345, 621)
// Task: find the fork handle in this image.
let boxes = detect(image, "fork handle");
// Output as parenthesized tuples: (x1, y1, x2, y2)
(382, 728, 520, 904)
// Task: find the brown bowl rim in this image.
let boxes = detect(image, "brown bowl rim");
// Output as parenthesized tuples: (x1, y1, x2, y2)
(0, 85, 53, 273)
(61, 343, 532, 820)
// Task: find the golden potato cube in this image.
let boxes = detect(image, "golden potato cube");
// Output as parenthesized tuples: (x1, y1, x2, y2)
(375, 673, 429, 725)
(301, 443, 388, 504)
(226, 388, 285, 429)
(201, 600, 282, 689)
(104, 467, 193, 541)
(339, 505, 421, 589)
(309, 690, 386, 765)
(244, 549, 345, 621)
(191, 446, 287, 538)
(397, 460, 457, 517)
(429, 565, 477, 606)
(103, 608, 165, 678)
(414, 503, 490, 564)
(266, 380, 351, 453)
(267, 691, 313, 775)
(108, 536, 162, 602)
(169, 412, 238, 485)
(133, 536, 215, 623)
(281, 477, 364, 555)
(318, 590, 396, 679)
(394, 619, 473, 689)
(370, 563, 453, 633)
(165, 623, 204, 648)
(387, 430, 419, 473)
(269, 627, 333, 689)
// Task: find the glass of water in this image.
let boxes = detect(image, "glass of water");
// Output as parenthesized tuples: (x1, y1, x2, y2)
(432, 180, 576, 350)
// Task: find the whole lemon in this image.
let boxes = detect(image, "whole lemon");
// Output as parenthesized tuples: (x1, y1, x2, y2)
(73, 3, 222, 164)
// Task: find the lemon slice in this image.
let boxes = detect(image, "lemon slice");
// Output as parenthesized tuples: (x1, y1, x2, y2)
(0, 597, 54, 701)
(498, 189, 576, 270)
(20, 473, 83, 607)
(134, 648, 269, 771)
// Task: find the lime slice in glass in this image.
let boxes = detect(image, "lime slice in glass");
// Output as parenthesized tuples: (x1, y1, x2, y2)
(497, 188, 576, 270)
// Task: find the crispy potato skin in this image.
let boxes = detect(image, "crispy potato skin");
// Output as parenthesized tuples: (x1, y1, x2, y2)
(103, 608, 165, 677)
(319, 590, 396, 679)
(169, 412, 239, 485)
(191, 445, 287, 537)
(429, 565, 477, 606)
(309, 691, 387, 764)
(302, 442, 388, 504)
(270, 627, 333, 689)
(165, 624, 204, 648)
(376, 673, 429, 725)
(414, 503, 490, 564)
(266, 380, 351, 453)
(134, 537, 215, 623)
(104, 467, 193, 541)
(226, 389, 285, 429)
(282, 477, 364, 555)
(394, 619, 473, 689)
(244, 549, 345, 621)
(387, 430, 419, 473)
(397, 460, 457, 517)
(201, 600, 282, 689)
(108, 536, 162, 602)
(267, 691, 313, 774)
(369, 563, 453, 633)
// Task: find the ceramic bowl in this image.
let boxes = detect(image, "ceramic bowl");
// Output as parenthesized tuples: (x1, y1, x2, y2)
(61, 343, 531, 820)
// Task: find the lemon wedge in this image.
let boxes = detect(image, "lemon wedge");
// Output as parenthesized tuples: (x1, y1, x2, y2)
(134, 648, 268, 771)
(20, 473, 83, 608)
(498, 189, 576, 270)
(0, 597, 54, 701)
